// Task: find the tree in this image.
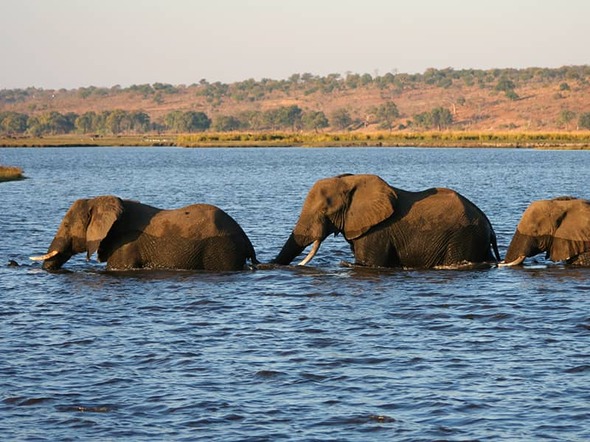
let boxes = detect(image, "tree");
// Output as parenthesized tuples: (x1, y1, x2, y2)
(331, 108, 353, 130)
(129, 111, 151, 133)
(104, 110, 127, 134)
(413, 111, 431, 129)
(373, 102, 400, 130)
(579, 112, 590, 130)
(263, 106, 303, 131)
(27, 111, 76, 135)
(212, 115, 242, 132)
(557, 109, 576, 130)
(413, 107, 453, 130)
(183, 111, 211, 132)
(165, 111, 210, 132)
(302, 111, 329, 132)
(279, 105, 303, 131)
(431, 107, 453, 130)
(0, 112, 28, 134)
(75, 112, 98, 133)
(495, 77, 519, 100)
(237, 110, 265, 130)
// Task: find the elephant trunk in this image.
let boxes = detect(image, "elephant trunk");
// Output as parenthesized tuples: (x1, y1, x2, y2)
(504, 231, 542, 266)
(273, 232, 309, 265)
(30, 237, 73, 270)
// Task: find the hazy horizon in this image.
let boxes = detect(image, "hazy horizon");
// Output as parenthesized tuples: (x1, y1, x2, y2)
(1, 0, 589, 90)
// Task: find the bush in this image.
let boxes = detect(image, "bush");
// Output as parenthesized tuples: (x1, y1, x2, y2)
(578, 112, 590, 130)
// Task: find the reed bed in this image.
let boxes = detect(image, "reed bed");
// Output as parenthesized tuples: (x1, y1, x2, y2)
(177, 131, 590, 148)
(0, 165, 24, 182)
(2, 132, 590, 148)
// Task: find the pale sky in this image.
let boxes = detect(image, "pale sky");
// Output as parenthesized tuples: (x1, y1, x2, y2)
(1, 0, 588, 89)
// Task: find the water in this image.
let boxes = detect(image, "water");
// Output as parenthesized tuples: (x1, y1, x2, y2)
(1, 146, 589, 441)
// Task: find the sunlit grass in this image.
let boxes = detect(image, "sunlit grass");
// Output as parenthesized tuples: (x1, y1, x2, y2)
(0, 165, 24, 182)
(177, 131, 590, 148)
(1, 131, 590, 148)
(0, 134, 176, 147)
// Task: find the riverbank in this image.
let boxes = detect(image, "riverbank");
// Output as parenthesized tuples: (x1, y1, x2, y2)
(0, 165, 24, 182)
(1, 131, 590, 149)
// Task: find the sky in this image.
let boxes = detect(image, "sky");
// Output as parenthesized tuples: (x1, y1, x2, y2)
(1, 0, 589, 90)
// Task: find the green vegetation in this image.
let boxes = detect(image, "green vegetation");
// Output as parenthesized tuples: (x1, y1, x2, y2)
(579, 112, 590, 130)
(165, 111, 211, 132)
(330, 109, 353, 130)
(372, 102, 400, 130)
(2, 65, 588, 107)
(1, 66, 589, 146)
(413, 107, 454, 130)
(0, 165, 24, 182)
(495, 77, 520, 100)
(0, 106, 326, 136)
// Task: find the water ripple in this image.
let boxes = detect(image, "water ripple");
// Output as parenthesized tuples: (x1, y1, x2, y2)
(1, 147, 590, 440)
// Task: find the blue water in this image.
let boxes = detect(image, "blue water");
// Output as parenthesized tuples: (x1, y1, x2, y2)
(1, 147, 589, 441)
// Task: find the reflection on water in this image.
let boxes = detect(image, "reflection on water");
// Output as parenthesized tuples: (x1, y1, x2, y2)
(1, 147, 589, 440)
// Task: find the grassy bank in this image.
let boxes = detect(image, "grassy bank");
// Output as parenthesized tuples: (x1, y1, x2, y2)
(177, 131, 590, 148)
(0, 135, 176, 147)
(0, 165, 24, 182)
(2, 131, 590, 149)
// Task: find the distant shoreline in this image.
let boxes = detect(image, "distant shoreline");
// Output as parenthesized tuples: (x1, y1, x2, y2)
(1, 131, 590, 149)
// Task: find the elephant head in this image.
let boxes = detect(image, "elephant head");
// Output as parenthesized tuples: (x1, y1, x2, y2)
(504, 196, 590, 265)
(273, 174, 396, 265)
(31, 196, 123, 270)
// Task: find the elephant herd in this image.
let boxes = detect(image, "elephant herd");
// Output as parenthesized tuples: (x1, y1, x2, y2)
(30, 173, 590, 271)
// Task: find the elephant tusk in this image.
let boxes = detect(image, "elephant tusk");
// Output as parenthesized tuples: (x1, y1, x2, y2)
(30, 250, 59, 261)
(498, 256, 526, 267)
(297, 240, 321, 266)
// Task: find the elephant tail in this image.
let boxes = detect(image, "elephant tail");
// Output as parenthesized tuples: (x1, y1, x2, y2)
(490, 229, 501, 262)
(246, 237, 260, 266)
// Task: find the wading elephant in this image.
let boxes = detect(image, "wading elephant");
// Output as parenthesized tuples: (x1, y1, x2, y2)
(273, 174, 500, 269)
(503, 196, 590, 266)
(31, 195, 258, 271)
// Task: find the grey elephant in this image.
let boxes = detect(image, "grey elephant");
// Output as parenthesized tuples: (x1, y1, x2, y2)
(31, 195, 258, 271)
(503, 196, 590, 266)
(273, 174, 500, 268)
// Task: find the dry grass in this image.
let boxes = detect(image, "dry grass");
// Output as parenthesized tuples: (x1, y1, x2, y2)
(2, 131, 589, 149)
(0, 134, 175, 147)
(0, 165, 24, 182)
(177, 131, 590, 148)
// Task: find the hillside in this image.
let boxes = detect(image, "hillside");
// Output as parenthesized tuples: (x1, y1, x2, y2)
(1, 66, 590, 133)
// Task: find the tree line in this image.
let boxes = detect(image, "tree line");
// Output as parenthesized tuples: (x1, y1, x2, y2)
(0, 102, 411, 136)
(3, 104, 590, 137)
(1, 66, 588, 107)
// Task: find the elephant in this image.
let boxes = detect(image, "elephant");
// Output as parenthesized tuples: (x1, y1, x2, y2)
(273, 174, 500, 269)
(30, 195, 258, 271)
(503, 196, 590, 266)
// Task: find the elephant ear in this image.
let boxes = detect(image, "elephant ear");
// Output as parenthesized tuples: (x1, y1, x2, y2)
(550, 199, 590, 261)
(86, 196, 124, 259)
(343, 175, 396, 240)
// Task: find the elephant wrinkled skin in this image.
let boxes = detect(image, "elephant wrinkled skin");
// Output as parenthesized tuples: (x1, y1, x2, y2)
(31, 195, 258, 271)
(504, 196, 590, 266)
(273, 174, 500, 269)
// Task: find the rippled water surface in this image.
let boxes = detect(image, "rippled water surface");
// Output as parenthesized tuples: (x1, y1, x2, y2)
(1, 147, 589, 440)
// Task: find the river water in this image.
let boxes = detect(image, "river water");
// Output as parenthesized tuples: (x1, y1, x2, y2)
(0, 146, 589, 441)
